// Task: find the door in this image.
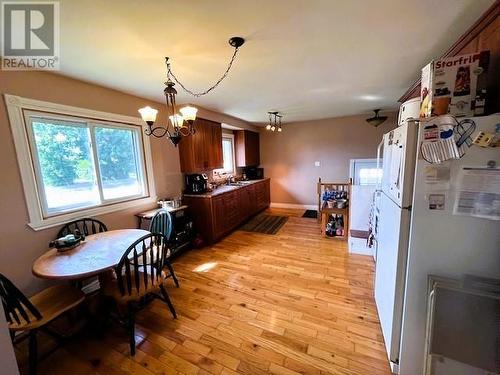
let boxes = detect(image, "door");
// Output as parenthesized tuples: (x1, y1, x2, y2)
(194, 120, 209, 170)
(375, 192, 411, 364)
(208, 123, 223, 169)
(381, 121, 418, 208)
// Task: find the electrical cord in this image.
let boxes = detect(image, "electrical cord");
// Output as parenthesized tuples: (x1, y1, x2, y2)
(165, 46, 241, 97)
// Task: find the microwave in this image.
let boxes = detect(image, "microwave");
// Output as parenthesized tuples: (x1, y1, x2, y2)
(243, 167, 264, 180)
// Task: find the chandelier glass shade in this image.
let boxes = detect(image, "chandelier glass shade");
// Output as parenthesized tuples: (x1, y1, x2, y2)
(266, 111, 283, 132)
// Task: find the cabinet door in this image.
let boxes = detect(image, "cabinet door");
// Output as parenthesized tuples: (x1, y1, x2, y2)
(193, 120, 209, 170)
(208, 123, 223, 170)
(212, 195, 227, 238)
(225, 191, 240, 228)
(240, 185, 257, 220)
(255, 180, 270, 211)
(179, 118, 222, 172)
(235, 130, 260, 167)
(245, 131, 260, 167)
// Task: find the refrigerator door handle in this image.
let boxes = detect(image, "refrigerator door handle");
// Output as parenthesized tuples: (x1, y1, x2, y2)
(376, 139, 384, 190)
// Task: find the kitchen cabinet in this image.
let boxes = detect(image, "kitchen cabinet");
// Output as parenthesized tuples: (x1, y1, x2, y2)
(179, 118, 223, 173)
(212, 190, 240, 238)
(183, 179, 270, 244)
(235, 130, 260, 167)
(255, 180, 270, 211)
(238, 183, 256, 218)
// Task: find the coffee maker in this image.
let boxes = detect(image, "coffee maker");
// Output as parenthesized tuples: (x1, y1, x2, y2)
(185, 173, 208, 194)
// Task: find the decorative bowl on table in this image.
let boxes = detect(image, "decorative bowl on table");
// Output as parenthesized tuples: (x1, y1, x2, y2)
(49, 230, 85, 253)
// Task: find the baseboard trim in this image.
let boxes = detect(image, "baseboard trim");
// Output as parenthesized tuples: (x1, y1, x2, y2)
(270, 202, 317, 210)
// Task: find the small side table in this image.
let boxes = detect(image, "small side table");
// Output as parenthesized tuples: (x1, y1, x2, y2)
(135, 205, 193, 257)
(135, 205, 189, 229)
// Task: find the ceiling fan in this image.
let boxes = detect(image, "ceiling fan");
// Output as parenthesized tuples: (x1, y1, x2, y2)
(366, 109, 388, 127)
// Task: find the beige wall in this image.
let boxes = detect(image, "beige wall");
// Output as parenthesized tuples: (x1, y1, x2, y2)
(0, 70, 182, 294)
(0, 70, 252, 295)
(260, 113, 397, 206)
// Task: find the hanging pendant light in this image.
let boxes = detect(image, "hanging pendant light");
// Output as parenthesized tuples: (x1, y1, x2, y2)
(138, 58, 198, 146)
(139, 36, 245, 146)
(266, 111, 283, 132)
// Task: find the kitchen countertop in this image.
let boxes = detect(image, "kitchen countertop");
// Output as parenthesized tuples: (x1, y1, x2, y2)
(183, 178, 269, 198)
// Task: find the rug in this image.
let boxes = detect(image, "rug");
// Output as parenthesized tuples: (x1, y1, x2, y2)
(239, 214, 288, 235)
(302, 209, 318, 219)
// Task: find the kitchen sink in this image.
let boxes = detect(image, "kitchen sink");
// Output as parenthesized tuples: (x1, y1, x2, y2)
(228, 181, 253, 186)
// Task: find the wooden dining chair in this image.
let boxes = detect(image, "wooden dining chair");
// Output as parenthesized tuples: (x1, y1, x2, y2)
(148, 210, 179, 288)
(101, 233, 177, 356)
(57, 218, 107, 238)
(0, 274, 85, 375)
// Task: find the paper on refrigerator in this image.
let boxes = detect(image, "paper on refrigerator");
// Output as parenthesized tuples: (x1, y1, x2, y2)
(453, 167, 500, 220)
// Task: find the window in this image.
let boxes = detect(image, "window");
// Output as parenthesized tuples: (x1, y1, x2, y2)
(5, 95, 156, 230)
(350, 159, 382, 186)
(215, 134, 235, 174)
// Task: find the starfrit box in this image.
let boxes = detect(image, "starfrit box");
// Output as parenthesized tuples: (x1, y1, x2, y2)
(419, 50, 490, 118)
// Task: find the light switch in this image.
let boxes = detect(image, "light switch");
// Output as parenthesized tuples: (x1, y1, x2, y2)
(314, 161, 321, 167)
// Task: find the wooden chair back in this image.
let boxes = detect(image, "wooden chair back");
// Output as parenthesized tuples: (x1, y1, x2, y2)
(115, 233, 168, 297)
(0, 273, 42, 327)
(57, 218, 108, 237)
(149, 210, 173, 242)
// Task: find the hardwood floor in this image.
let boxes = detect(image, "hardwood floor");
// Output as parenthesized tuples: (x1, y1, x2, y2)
(18, 208, 390, 375)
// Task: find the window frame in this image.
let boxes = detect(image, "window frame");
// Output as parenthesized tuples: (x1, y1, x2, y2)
(215, 133, 236, 175)
(349, 158, 382, 186)
(5, 94, 157, 231)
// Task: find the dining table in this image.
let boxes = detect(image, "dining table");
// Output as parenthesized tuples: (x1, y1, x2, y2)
(32, 229, 150, 280)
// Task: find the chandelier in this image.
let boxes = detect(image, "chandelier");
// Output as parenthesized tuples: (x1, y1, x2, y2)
(266, 111, 283, 132)
(138, 37, 245, 146)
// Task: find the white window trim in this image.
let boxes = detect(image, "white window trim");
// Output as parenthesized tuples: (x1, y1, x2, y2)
(215, 133, 236, 175)
(4, 94, 157, 231)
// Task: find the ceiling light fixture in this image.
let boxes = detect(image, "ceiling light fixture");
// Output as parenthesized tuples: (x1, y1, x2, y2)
(366, 109, 388, 127)
(139, 36, 245, 146)
(266, 112, 283, 132)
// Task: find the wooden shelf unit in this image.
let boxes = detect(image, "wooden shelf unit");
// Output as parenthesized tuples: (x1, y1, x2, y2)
(317, 178, 352, 239)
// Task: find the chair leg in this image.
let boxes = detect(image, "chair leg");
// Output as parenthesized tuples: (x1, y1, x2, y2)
(159, 284, 177, 319)
(28, 330, 37, 375)
(127, 304, 136, 356)
(165, 261, 179, 288)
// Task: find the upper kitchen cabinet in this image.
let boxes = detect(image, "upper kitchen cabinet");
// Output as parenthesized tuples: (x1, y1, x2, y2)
(235, 130, 260, 167)
(179, 118, 223, 173)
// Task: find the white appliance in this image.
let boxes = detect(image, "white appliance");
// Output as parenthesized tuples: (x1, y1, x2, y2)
(398, 97, 420, 126)
(374, 114, 500, 374)
(374, 120, 418, 371)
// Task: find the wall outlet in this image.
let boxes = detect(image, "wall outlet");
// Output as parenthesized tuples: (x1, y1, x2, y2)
(314, 161, 321, 167)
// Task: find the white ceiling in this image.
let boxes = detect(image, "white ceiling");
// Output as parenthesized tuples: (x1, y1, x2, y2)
(56, 0, 494, 124)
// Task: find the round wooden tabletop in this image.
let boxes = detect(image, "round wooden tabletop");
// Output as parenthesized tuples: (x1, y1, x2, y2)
(32, 229, 150, 280)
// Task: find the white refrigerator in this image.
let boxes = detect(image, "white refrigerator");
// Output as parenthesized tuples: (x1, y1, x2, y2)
(374, 119, 418, 371)
(374, 114, 500, 374)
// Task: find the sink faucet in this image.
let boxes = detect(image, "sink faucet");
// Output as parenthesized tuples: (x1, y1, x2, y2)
(226, 174, 234, 185)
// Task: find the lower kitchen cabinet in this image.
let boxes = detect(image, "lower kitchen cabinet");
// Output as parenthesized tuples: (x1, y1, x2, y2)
(183, 179, 270, 244)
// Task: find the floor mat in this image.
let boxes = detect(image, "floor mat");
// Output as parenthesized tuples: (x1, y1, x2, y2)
(302, 210, 318, 219)
(239, 214, 288, 234)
